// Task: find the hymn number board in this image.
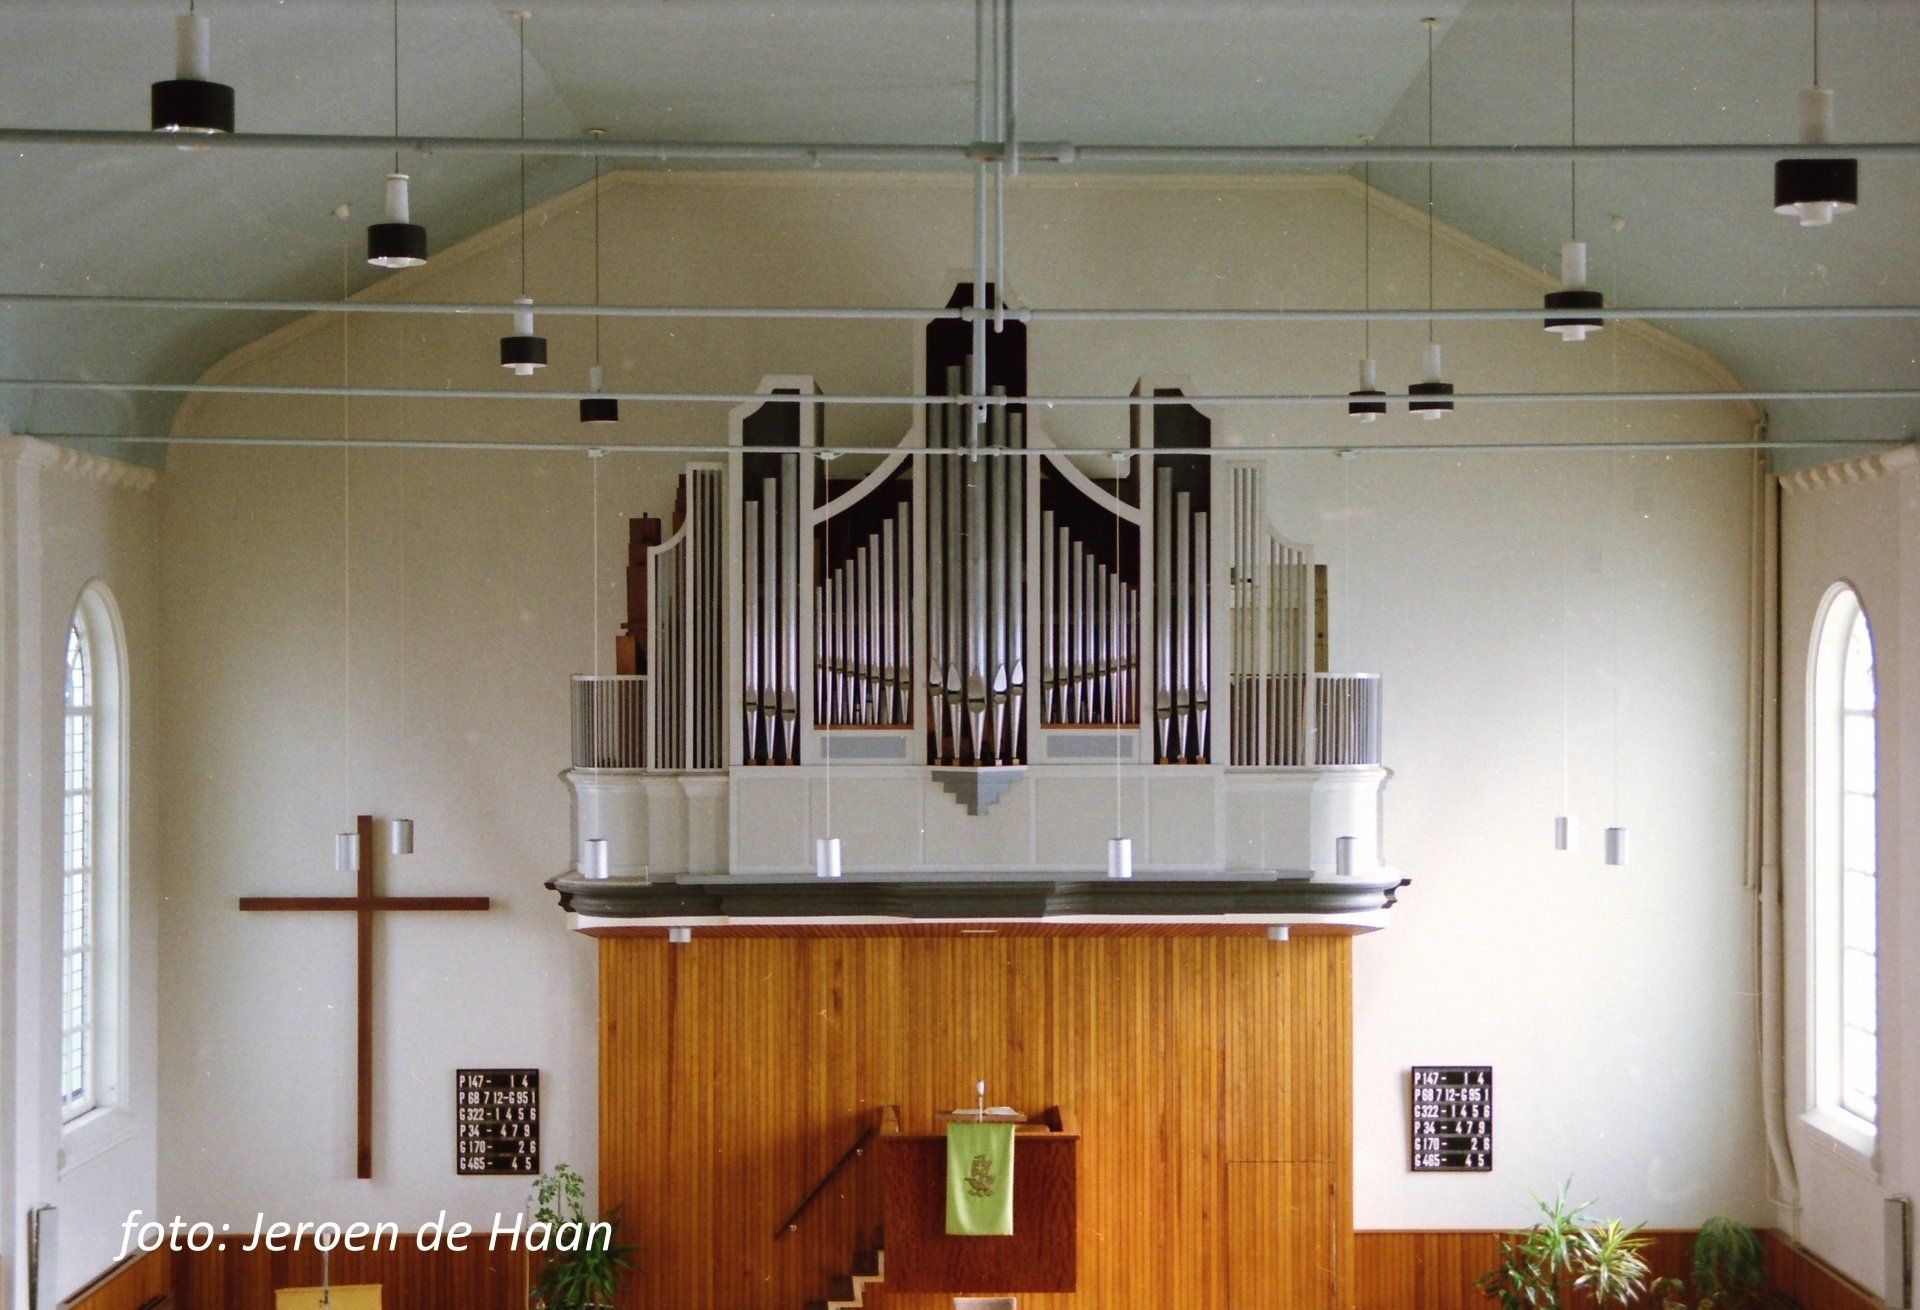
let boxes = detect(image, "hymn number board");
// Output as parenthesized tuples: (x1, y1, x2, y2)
(456, 1069, 540, 1176)
(1410, 1066, 1493, 1172)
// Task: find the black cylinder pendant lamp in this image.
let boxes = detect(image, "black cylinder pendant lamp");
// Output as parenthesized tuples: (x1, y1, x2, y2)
(580, 139, 618, 424)
(1544, 0, 1604, 341)
(151, 4, 234, 134)
(499, 11, 547, 375)
(367, 0, 428, 269)
(1775, 0, 1857, 226)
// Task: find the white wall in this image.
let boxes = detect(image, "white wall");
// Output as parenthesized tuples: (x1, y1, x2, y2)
(1, 436, 160, 1309)
(158, 172, 1765, 1232)
(1778, 447, 1919, 1292)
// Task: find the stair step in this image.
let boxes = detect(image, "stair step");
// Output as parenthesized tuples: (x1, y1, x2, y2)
(851, 1250, 882, 1278)
(827, 1275, 856, 1300)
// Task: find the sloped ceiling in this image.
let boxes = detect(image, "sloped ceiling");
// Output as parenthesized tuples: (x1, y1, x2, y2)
(0, 0, 1912, 469)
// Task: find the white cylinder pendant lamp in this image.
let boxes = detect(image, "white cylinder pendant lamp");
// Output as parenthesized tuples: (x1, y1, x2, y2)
(501, 296, 547, 376)
(1267, 925, 1291, 943)
(499, 12, 549, 374)
(580, 364, 619, 424)
(368, 173, 428, 268)
(1776, 86, 1858, 225)
(1553, 815, 1577, 852)
(390, 817, 414, 855)
(667, 926, 692, 944)
(1107, 837, 1133, 880)
(1349, 149, 1386, 421)
(151, 9, 235, 134)
(1408, 342, 1454, 419)
(580, 143, 619, 424)
(1348, 356, 1386, 421)
(581, 836, 610, 880)
(814, 836, 843, 880)
(1604, 826, 1629, 866)
(1544, 241, 1604, 340)
(334, 830, 361, 875)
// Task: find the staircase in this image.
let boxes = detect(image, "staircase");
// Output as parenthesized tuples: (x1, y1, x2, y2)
(803, 1238, 884, 1310)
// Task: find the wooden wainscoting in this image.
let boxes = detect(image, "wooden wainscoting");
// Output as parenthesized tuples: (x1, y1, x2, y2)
(64, 1248, 172, 1310)
(1762, 1231, 1885, 1310)
(170, 1238, 530, 1310)
(602, 934, 1354, 1310)
(1354, 1230, 1884, 1310)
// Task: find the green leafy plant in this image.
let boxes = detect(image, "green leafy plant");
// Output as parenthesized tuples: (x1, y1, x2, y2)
(1476, 1181, 1653, 1310)
(1689, 1217, 1767, 1310)
(527, 1163, 634, 1310)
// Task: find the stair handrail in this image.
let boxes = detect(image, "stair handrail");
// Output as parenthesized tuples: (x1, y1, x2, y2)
(773, 1113, 880, 1241)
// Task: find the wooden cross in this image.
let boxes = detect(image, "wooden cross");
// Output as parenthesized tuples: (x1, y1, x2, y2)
(239, 814, 490, 1179)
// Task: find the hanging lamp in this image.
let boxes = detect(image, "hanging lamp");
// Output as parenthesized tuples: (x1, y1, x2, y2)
(1544, 0, 1604, 341)
(1407, 18, 1454, 420)
(367, 0, 428, 268)
(580, 134, 618, 423)
(1348, 140, 1386, 420)
(151, 2, 234, 134)
(499, 11, 548, 375)
(1774, 0, 1857, 226)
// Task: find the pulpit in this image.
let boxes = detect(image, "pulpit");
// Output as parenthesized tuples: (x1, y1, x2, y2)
(878, 1105, 1078, 1294)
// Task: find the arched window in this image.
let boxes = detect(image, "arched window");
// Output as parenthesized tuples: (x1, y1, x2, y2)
(1808, 584, 1877, 1135)
(61, 585, 125, 1128)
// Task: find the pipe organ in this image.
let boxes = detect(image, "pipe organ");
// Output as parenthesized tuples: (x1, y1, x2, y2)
(565, 284, 1394, 884)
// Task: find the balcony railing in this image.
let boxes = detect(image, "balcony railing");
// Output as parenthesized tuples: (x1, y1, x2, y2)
(571, 675, 647, 769)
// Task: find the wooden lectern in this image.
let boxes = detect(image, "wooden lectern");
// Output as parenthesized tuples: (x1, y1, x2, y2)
(878, 1105, 1079, 1294)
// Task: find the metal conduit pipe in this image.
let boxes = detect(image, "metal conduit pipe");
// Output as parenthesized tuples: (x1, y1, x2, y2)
(0, 126, 1911, 165)
(4, 293, 1920, 323)
(30, 432, 1902, 457)
(11, 377, 1920, 406)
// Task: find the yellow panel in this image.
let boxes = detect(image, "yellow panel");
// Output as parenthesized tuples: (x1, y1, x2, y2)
(274, 1285, 383, 1310)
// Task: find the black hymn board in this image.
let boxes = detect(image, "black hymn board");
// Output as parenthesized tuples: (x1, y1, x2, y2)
(1410, 1065, 1492, 1172)
(456, 1069, 540, 1176)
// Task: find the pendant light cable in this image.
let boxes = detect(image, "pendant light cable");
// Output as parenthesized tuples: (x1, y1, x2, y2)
(592, 151, 602, 367)
(1813, 0, 1821, 87)
(517, 12, 528, 299)
(391, 0, 402, 174)
(340, 219, 353, 834)
(1362, 155, 1372, 360)
(1426, 17, 1436, 345)
(1569, 0, 1578, 243)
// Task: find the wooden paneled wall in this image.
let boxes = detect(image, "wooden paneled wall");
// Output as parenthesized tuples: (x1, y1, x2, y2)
(601, 935, 1354, 1310)
(1352, 1230, 1884, 1310)
(1761, 1231, 1885, 1310)
(65, 1248, 172, 1310)
(168, 1238, 530, 1310)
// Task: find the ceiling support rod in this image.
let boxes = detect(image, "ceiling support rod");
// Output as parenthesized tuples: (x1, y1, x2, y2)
(31, 432, 1900, 457)
(0, 127, 1910, 166)
(11, 377, 1920, 407)
(2, 292, 1916, 323)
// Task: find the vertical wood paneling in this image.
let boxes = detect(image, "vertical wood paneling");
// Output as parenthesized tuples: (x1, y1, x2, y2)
(601, 935, 1353, 1310)
(65, 1249, 172, 1310)
(1350, 1230, 1866, 1310)
(168, 1238, 529, 1310)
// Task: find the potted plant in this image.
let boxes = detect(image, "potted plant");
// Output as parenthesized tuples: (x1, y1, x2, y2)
(1476, 1181, 1654, 1310)
(527, 1163, 634, 1310)
(1653, 1217, 1771, 1310)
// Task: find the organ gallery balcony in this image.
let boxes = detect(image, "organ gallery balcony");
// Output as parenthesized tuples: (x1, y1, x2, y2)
(547, 289, 1407, 936)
